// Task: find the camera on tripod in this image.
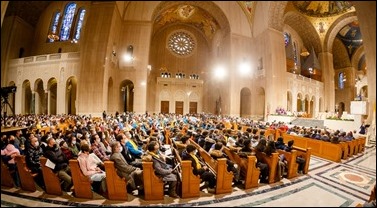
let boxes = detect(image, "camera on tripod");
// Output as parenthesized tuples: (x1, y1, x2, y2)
(1, 86, 17, 97)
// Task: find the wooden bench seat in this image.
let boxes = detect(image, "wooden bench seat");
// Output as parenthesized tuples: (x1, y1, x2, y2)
(104, 161, 127, 200)
(69, 159, 93, 199)
(40, 157, 62, 195)
(15, 155, 37, 192)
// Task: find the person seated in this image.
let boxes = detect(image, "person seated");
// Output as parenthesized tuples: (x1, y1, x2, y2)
(60, 141, 75, 160)
(209, 142, 240, 184)
(125, 131, 144, 159)
(181, 144, 216, 192)
(110, 141, 144, 194)
(144, 141, 179, 198)
(176, 135, 190, 156)
(275, 137, 286, 150)
(253, 139, 269, 183)
(77, 143, 107, 194)
(90, 134, 109, 162)
(116, 133, 142, 169)
(1, 135, 21, 187)
(284, 140, 306, 174)
(25, 136, 45, 189)
(265, 140, 286, 179)
(44, 138, 73, 192)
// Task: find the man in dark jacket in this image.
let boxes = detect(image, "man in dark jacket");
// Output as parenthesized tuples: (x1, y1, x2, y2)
(44, 138, 72, 192)
(181, 144, 216, 191)
(25, 136, 45, 189)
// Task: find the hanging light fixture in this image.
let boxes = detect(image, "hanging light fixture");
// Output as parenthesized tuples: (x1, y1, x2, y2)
(300, 47, 309, 56)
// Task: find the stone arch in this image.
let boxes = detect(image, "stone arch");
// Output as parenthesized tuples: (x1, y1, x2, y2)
(47, 77, 58, 115)
(297, 92, 303, 112)
(287, 91, 292, 112)
(267, 1, 289, 31)
(66, 76, 77, 115)
(254, 87, 265, 120)
(324, 13, 357, 53)
(34, 79, 46, 114)
(120, 79, 134, 113)
(22, 80, 32, 115)
(107, 77, 114, 114)
(284, 11, 322, 53)
(240, 87, 252, 118)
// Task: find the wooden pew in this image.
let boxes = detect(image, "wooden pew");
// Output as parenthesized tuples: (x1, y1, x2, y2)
(1, 159, 14, 187)
(276, 149, 298, 179)
(142, 161, 164, 200)
(172, 148, 200, 198)
(358, 136, 366, 153)
(69, 159, 93, 199)
(40, 157, 63, 195)
(346, 141, 355, 157)
(292, 146, 311, 174)
(103, 161, 127, 201)
(15, 155, 37, 192)
(190, 140, 233, 194)
(282, 133, 342, 162)
(223, 147, 260, 189)
(254, 151, 279, 184)
(339, 142, 349, 159)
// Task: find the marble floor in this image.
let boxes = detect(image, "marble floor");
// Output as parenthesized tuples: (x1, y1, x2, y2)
(1, 146, 375, 207)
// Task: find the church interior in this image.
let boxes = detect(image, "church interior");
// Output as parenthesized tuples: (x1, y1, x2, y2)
(1, 1, 376, 207)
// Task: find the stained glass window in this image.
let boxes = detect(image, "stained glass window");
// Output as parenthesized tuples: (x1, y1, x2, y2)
(73, 8, 86, 41)
(293, 42, 298, 63)
(60, 3, 77, 41)
(284, 32, 290, 47)
(339, 72, 345, 89)
(168, 31, 195, 56)
(48, 11, 60, 42)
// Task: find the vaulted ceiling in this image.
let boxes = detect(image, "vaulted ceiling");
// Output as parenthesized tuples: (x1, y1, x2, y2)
(4, 1, 51, 27)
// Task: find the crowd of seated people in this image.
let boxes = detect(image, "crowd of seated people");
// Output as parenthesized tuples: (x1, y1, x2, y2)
(0, 112, 366, 200)
(286, 125, 357, 144)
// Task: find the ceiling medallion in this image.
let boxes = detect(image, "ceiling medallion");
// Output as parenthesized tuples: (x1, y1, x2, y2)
(177, 5, 195, 19)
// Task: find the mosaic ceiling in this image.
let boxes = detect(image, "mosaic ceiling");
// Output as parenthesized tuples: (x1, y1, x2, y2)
(293, 1, 354, 17)
(154, 4, 220, 39)
(337, 20, 362, 57)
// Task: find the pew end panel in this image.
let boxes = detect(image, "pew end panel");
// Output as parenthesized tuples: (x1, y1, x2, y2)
(181, 160, 201, 198)
(255, 152, 279, 184)
(277, 150, 298, 179)
(104, 161, 127, 201)
(15, 155, 37, 192)
(142, 161, 164, 200)
(1, 159, 14, 187)
(40, 157, 63, 196)
(215, 158, 234, 194)
(69, 159, 93, 199)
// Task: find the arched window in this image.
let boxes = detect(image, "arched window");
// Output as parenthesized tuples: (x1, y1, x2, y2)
(73, 8, 86, 41)
(47, 11, 61, 42)
(339, 72, 345, 89)
(284, 32, 290, 47)
(293, 42, 298, 64)
(60, 3, 77, 41)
